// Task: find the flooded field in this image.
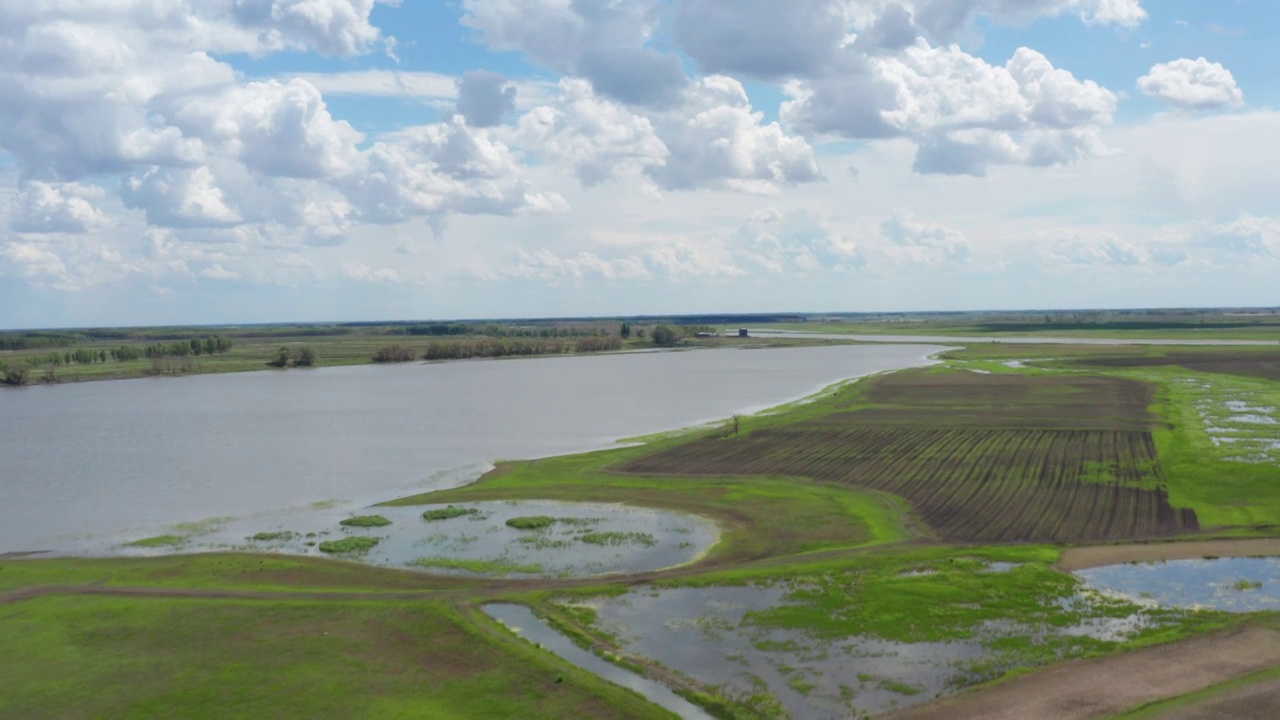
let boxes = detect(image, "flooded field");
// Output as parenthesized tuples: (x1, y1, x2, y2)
(1079, 557, 1280, 612)
(484, 604, 717, 720)
(93, 501, 717, 578)
(566, 570, 1180, 718)
(1175, 376, 1280, 463)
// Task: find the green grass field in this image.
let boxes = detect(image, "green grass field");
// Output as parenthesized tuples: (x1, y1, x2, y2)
(0, 595, 675, 720)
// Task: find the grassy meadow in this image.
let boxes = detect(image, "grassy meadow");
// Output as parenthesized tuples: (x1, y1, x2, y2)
(4, 338, 1280, 718)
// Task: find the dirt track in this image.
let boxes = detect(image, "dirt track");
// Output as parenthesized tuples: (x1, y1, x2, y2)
(1154, 676, 1280, 719)
(1057, 538, 1280, 572)
(883, 624, 1280, 720)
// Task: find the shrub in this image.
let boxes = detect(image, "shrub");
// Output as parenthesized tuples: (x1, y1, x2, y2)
(293, 346, 317, 366)
(652, 325, 679, 346)
(1, 362, 30, 386)
(372, 345, 417, 363)
(505, 516, 556, 530)
(318, 536, 381, 554)
(423, 506, 480, 521)
(339, 515, 392, 528)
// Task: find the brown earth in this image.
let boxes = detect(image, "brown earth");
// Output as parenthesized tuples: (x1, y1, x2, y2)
(1057, 538, 1280, 572)
(1075, 350, 1280, 382)
(619, 371, 1198, 543)
(1151, 677, 1280, 720)
(882, 624, 1280, 720)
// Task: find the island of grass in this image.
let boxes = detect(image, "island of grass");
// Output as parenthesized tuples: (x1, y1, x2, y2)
(338, 515, 392, 528)
(317, 536, 381, 554)
(422, 506, 480, 521)
(409, 557, 544, 574)
(249, 531, 294, 542)
(579, 531, 656, 547)
(505, 515, 556, 530)
(122, 534, 186, 548)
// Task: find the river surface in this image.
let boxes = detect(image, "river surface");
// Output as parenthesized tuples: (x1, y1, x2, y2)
(0, 344, 943, 554)
(749, 330, 1278, 346)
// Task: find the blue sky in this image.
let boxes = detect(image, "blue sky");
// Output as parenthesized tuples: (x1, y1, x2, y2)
(0, 0, 1276, 327)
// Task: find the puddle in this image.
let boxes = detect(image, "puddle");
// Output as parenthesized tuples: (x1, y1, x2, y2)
(1178, 379, 1280, 464)
(1228, 414, 1277, 425)
(483, 604, 716, 720)
(573, 582, 1162, 718)
(82, 501, 718, 578)
(1078, 557, 1280, 613)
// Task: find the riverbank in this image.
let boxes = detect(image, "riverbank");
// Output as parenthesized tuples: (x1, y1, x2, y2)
(1058, 539, 1280, 572)
(0, 332, 865, 387)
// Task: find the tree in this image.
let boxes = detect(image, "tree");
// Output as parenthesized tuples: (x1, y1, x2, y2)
(267, 347, 291, 368)
(1, 362, 30, 386)
(652, 325, 678, 347)
(293, 346, 317, 367)
(636, 329, 646, 339)
(620, 321, 631, 339)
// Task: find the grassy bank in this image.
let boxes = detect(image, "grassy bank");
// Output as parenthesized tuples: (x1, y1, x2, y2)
(0, 594, 675, 720)
(0, 326, 863, 386)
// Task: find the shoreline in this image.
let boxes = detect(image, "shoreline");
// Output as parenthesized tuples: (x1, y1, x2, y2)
(7, 344, 945, 558)
(1057, 538, 1280, 572)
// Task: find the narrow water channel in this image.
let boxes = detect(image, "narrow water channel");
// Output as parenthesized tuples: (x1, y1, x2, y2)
(482, 604, 716, 720)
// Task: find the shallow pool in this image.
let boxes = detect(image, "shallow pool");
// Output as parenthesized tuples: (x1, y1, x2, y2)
(483, 604, 716, 719)
(1078, 557, 1280, 612)
(103, 500, 719, 578)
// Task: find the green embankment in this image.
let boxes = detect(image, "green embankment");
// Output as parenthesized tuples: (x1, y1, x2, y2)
(0, 595, 674, 720)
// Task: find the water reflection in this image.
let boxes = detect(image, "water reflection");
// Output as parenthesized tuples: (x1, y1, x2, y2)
(483, 604, 716, 720)
(1078, 557, 1280, 612)
(0, 344, 943, 553)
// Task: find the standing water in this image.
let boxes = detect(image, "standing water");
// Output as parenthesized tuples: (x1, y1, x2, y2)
(0, 344, 943, 553)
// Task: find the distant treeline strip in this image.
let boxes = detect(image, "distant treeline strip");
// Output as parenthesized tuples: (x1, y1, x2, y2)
(373, 336, 624, 363)
(19, 336, 234, 366)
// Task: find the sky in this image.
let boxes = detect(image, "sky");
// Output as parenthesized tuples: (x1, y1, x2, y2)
(1, 1, 1277, 328)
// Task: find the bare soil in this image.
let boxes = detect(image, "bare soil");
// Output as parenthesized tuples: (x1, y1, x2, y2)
(619, 371, 1197, 543)
(883, 624, 1280, 720)
(1077, 350, 1280, 382)
(1152, 677, 1280, 720)
(1057, 538, 1280, 572)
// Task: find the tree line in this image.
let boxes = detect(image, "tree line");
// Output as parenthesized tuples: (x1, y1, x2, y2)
(374, 336, 624, 363)
(267, 346, 316, 368)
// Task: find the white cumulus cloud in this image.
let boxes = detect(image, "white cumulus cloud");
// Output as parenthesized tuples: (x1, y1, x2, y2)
(784, 43, 1117, 175)
(461, 0, 686, 106)
(1138, 58, 1244, 110)
(11, 181, 112, 233)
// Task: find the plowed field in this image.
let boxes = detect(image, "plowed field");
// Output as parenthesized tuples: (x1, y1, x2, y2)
(619, 371, 1199, 543)
(1070, 349, 1280, 382)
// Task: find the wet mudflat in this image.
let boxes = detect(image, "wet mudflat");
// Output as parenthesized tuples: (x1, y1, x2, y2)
(1079, 557, 1280, 612)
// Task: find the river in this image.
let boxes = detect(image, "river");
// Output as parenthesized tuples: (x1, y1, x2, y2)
(0, 343, 944, 553)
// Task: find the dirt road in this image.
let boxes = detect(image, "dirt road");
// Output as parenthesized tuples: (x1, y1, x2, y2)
(884, 624, 1280, 720)
(1057, 538, 1280, 572)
